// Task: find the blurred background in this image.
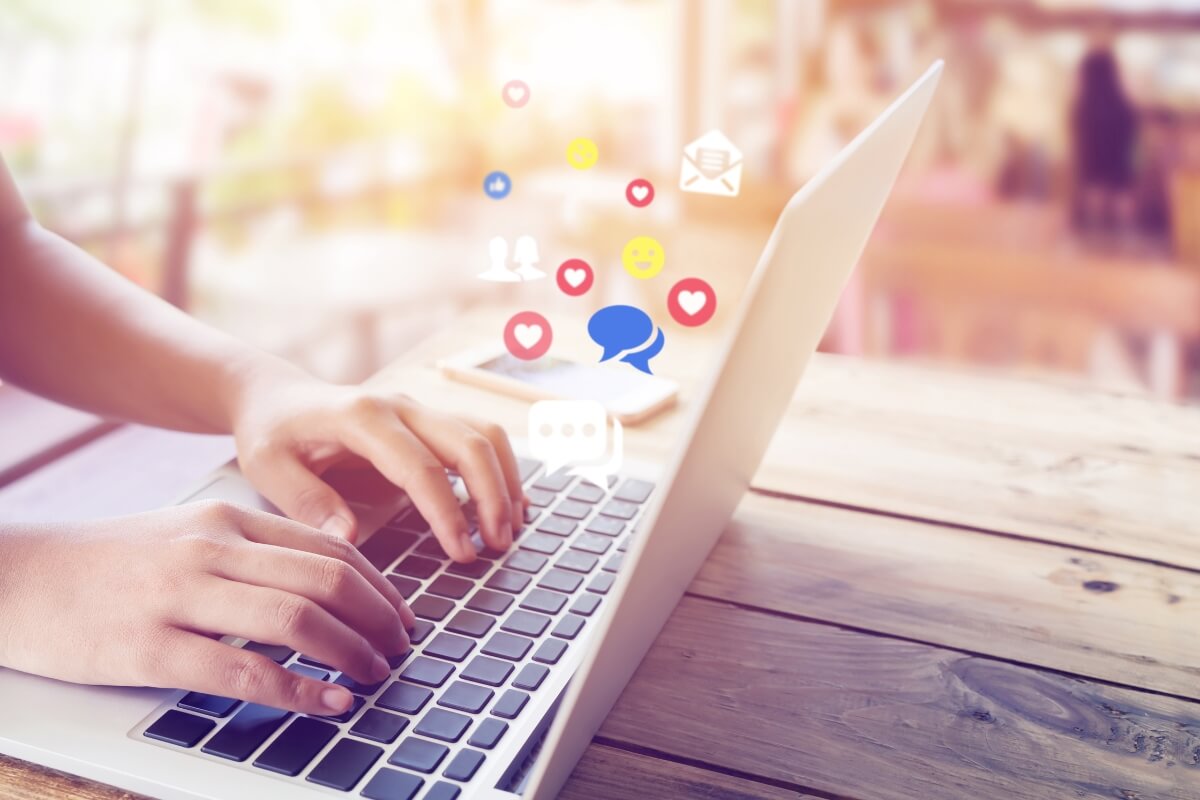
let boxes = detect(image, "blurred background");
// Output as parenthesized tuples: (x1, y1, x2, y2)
(4, 0, 1200, 402)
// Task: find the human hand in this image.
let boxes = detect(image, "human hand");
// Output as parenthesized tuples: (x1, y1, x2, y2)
(230, 367, 525, 562)
(0, 502, 413, 715)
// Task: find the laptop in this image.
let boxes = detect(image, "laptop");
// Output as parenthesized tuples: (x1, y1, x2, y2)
(0, 62, 942, 800)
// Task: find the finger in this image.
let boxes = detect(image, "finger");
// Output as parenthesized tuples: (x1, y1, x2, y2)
(153, 631, 353, 716)
(231, 505, 413, 627)
(338, 407, 475, 562)
(182, 577, 393, 687)
(215, 541, 409, 656)
(462, 417, 526, 532)
(397, 405, 514, 552)
(240, 446, 359, 543)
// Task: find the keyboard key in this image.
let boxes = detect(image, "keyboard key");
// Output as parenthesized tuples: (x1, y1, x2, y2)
(501, 610, 551, 638)
(446, 558, 491, 579)
(552, 615, 586, 640)
(445, 609, 495, 638)
(389, 737, 449, 773)
(467, 718, 508, 750)
(538, 568, 583, 594)
(395, 555, 442, 580)
(178, 692, 238, 718)
(411, 594, 456, 622)
(361, 768, 424, 800)
(359, 529, 419, 571)
(287, 664, 329, 681)
(532, 471, 572, 492)
(599, 499, 638, 520)
(466, 588, 513, 615)
(316, 693, 365, 723)
(523, 506, 541, 524)
(334, 673, 385, 695)
(377, 682, 433, 714)
(525, 488, 556, 508)
(416, 536, 452, 559)
(504, 550, 548, 574)
(550, 500, 591, 520)
(144, 710, 214, 748)
(399, 656, 454, 688)
(298, 654, 332, 670)
(306, 738, 381, 791)
(512, 663, 550, 691)
(350, 708, 408, 744)
(414, 708, 472, 743)
(491, 690, 530, 720)
(423, 632, 476, 663)
(532, 639, 568, 665)
(485, 569, 531, 594)
(519, 533, 563, 555)
(438, 680, 494, 714)
(520, 588, 568, 615)
(588, 573, 616, 594)
(603, 553, 625, 573)
(388, 650, 412, 671)
(427, 574, 473, 600)
(202, 704, 290, 761)
(253, 716, 337, 776)
(571, 533, 612, 555)
(443, 748, 486, 782)
(555, 551, 598, 574)
(614, 479, 655, 503)
(387, 508, 431, 534)
(461, 655, 513, 687)
(242, 641, 293, 664)
(585, 516, 625, 537)
(535, 515, 577, 537)
(567, 482, 606, 504)
(410, 619, 435, 644)
(571, 593, 602, 616)
(516, 457, 542, 482)
(428, 781, 463, 799)
(481, 632, 533, 661)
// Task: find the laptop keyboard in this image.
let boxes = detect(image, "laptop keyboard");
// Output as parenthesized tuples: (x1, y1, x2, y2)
(138, 458, 653, 799)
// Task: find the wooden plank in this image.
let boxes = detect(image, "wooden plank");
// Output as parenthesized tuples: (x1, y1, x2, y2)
(601, 596, 1200, 800)
(696, 494, 1200, 702)
(0, 754, 147, 800)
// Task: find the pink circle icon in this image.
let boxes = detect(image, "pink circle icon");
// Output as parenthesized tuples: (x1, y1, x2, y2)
(667, 278, 716, 327)
(626, 178, 654, 208)
(556, 259, 594, 297)
(502, 80, 530, 109)
(503, 311, 552, 360)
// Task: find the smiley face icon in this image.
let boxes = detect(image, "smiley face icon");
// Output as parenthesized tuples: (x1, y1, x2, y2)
(566, 137, 599, 170)
(622, 236, 665, 280)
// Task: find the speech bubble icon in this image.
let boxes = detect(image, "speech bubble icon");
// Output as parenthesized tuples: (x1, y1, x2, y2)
(588, 305, 654, 362)
(620, 326, 665, 375)
(528, 400, 610, 477)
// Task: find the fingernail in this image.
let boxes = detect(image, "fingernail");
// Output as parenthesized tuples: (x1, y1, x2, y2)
(459, 531, 476, 559)
(321, 687, 352, 714)
(321, 514, 352, 539)
(370, 652, 391, 681)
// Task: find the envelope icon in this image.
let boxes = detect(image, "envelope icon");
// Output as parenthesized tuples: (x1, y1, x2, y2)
(679, 129, 742, 197)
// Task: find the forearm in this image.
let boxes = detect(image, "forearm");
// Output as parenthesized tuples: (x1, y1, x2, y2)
(0, 217, 303, 433)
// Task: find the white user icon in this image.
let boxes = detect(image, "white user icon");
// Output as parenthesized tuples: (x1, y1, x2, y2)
(528, 400, 623, 488)
(679, 129, 743, 198)
(478, 235, 546, 283)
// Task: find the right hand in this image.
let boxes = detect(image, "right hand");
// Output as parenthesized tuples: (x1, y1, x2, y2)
(0, 500, 413, 716)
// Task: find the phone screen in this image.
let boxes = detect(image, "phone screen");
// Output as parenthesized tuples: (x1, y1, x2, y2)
(476, 353, 661, 404)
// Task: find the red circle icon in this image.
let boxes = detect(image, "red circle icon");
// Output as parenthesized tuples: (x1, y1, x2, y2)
(667, 278, 716, 327)
(556, 259, 594, 296)
(625, 179, 655, 208)
(503, 311, 552, 360)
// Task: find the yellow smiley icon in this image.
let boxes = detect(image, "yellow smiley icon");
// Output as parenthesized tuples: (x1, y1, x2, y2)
(622, 236, 665, 280)
(566, 137, 599, 170)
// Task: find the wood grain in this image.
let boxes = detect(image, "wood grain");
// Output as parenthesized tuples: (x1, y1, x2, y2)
(602, 596, 1200, 800)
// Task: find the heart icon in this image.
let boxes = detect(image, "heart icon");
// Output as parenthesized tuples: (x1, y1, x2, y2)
(631, 185, 648, 201)
(514, 324, 543, 350)
(564, 268, 586, 288)
(502, 79, 530, 109)
(678, 290, 707, 316)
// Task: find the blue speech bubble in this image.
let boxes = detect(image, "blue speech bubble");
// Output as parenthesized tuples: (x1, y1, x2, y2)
(587, 305, 664, 374)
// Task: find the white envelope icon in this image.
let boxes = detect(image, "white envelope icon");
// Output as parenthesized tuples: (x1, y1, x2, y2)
(679, 129, 742, 197)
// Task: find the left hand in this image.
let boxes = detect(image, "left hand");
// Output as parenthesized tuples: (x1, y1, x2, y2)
(229, 368, 525, 562)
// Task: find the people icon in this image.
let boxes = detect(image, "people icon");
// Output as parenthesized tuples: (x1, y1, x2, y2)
(478, 235, 545, 283)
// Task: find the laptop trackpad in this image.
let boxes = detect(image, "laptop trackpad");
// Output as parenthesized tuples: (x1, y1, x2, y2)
(180, 475, 280, 515)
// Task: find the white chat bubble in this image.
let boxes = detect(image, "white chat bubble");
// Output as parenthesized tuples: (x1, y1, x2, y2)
(527, 400, 625, 484)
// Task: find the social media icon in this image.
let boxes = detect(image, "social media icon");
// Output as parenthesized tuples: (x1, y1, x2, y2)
(528, 400, 623, 487)
(484, 170, 511, 200)
(588, 305, 665, 375)
(504, 311, 552, 360)
(566, 138, 598, 170)
(480, 235, 545, 283)
(622, 236, 664, 280)
(556, 258, 594, 296)
(667, 277, 716, 326)
(679, 129, 742, 197)
(625, 179, 654, 208)
(502, 79, 530, 109)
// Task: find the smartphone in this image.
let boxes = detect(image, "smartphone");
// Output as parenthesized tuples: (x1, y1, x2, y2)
(439, 346, 679, 425)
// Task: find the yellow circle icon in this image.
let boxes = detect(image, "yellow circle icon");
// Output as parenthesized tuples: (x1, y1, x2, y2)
(622, 236, 665, 280)
(566, 137, 599, 170)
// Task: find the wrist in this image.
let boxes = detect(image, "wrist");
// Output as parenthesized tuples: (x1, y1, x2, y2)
(218, 351, 313, 435)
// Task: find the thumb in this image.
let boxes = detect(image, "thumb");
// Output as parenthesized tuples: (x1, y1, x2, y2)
(242, 450, 359, 543)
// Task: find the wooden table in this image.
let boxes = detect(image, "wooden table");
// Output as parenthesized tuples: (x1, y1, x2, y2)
(2, 314, 1199, 799)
